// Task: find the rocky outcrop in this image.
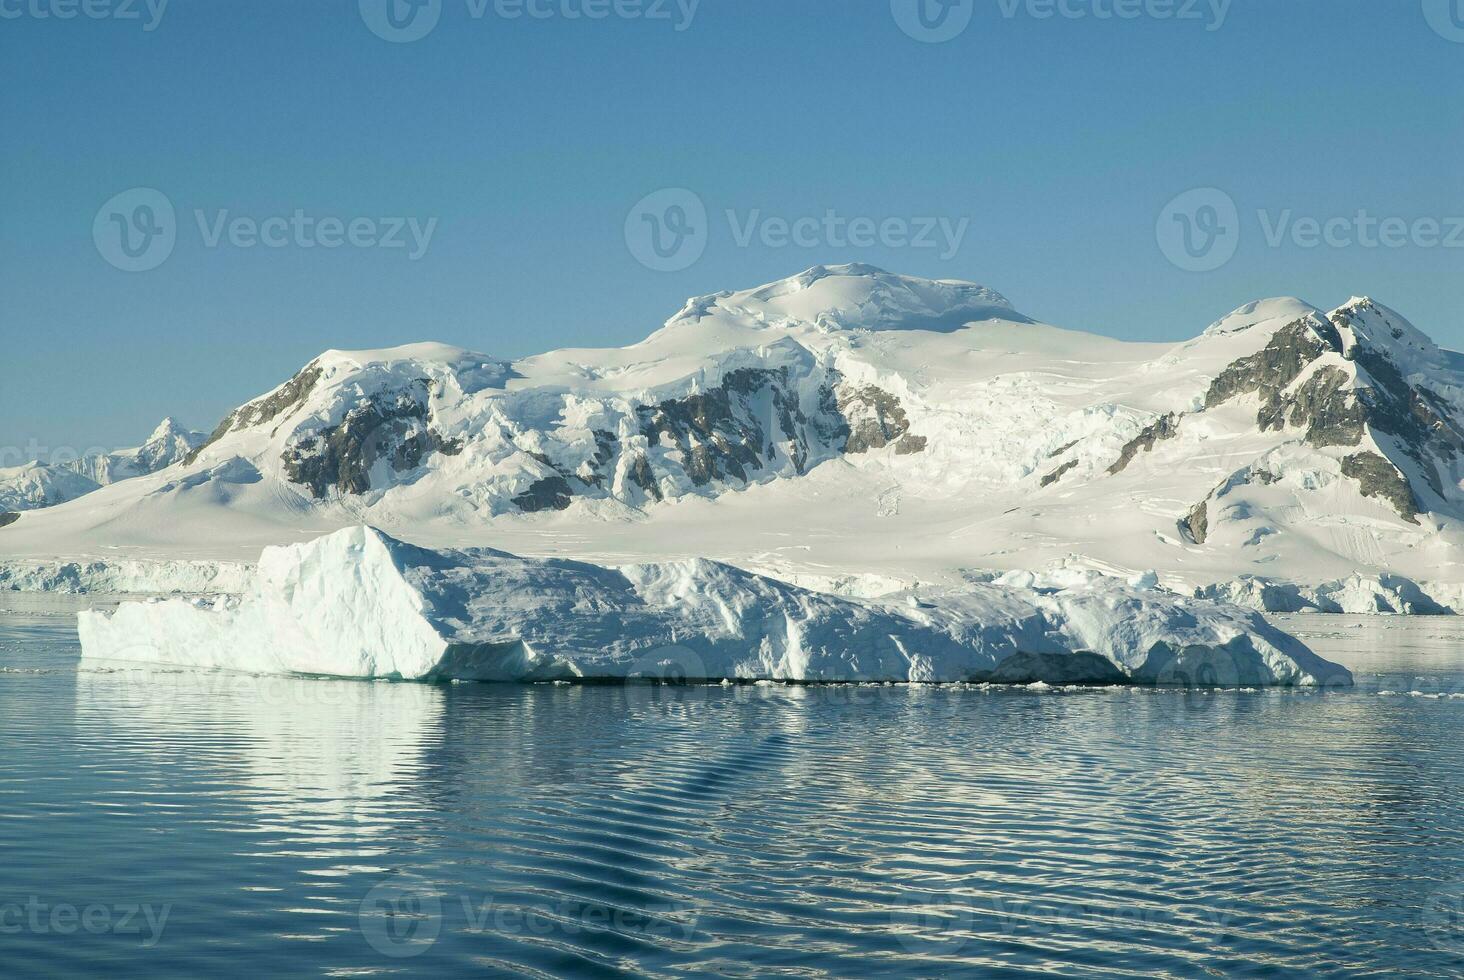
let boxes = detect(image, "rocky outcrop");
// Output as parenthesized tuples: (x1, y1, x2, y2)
(187, 364, 324, 465)
(1205, 315, 1341, 410)
(836, 384, 925, 455)
(1179, 499, 1208, 544)
(1041, 459, 1078, 488)
(490, 369, 925, 515)
(1108, 413, 1180, 475)
(635, 368, 803, 485)
(0, 512, 19, 529)
(1196, 303, 1463, 523)
(1340, 452, 1420, 523)
(511, 476, 574, 513)
(1258, 365, 1367, 447)
(281, 381, 457, 499)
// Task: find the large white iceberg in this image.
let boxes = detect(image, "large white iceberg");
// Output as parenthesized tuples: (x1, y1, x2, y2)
(77, 527, 1351, 686)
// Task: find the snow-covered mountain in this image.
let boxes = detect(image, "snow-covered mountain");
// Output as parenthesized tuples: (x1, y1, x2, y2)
(0, 463, 101, 515)
(5, 265, 1464, 611)
(63, 417, 206, 486)
(0, 418, 204, 517)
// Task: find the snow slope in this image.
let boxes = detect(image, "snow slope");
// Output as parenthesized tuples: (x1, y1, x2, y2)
(78, 526, 1350, 686)
(0, 417, 204, 516)
(0, 463, 100, 514)
(7, 265, 1464, 611)
(63, 417, 206, 486)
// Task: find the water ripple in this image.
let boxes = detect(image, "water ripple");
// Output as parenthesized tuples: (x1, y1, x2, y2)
(2, 599, 1464, 976)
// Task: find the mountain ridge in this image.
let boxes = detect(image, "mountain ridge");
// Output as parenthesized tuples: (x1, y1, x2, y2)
(4, 264, 1462, 612)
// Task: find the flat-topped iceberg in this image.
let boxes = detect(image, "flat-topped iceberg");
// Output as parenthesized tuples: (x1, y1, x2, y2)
(77, 527, 1351, 686)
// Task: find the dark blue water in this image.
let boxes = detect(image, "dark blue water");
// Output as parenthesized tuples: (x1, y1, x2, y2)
(3, 595, 1464, 977)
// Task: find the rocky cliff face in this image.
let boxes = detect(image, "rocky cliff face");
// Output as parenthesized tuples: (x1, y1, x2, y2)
(208, 343, 928, 514)
(1098, 300, 1464, 534)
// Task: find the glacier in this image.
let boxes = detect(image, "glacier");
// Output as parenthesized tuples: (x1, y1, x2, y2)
(76, 526, 1352, 687)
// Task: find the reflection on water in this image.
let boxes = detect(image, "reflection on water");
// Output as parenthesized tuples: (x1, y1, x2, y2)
(2, 596, 1464, 977)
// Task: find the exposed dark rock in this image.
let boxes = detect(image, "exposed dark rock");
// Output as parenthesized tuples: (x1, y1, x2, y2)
(1108, 413, 1180, 475)
(185, 364, 324, 465)
(0, 512, 19, 529)
(512, 476, 574, 513)
(837, 384, 919, 454)
(893, 434, 927, 455)
(637, 369, 786, 486)
(1204, 317, 1340, 410)
(574, 430, 618, 489)
(1200, 309, 1462, 520)
(627, 454, 663, 502)
(281, 382, 450, 498)
(1047, 440, 1079, 459)
(1041, 459, 1078, 488)
(1179, 499, 1209, 544)
(1340, 452, 1420, 523)
(1258, 365, 1366, 447)
(970, 651, 1130, 686)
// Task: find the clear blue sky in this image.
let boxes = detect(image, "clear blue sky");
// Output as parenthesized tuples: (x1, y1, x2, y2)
(3, 0, 1462, 453)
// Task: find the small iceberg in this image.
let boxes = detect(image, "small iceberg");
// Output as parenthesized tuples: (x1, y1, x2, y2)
(77, 527, 1352, 686)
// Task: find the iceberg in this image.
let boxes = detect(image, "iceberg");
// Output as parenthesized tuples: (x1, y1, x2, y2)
(77, 527, 1352, 686)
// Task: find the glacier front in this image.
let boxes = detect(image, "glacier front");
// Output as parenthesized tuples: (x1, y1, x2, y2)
(77, 527, 1351, 687)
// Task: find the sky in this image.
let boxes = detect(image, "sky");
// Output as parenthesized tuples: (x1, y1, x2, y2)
(2, 0, 1463, 455)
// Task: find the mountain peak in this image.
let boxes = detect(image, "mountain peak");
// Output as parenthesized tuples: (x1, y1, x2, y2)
(671, 264, 1022, 335)
(1202, 297, 1322, 338)
(146, 416, 188, 443)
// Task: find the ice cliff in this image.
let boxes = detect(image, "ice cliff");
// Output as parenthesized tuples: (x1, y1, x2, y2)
(77, 527, 1351, 686)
